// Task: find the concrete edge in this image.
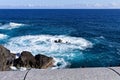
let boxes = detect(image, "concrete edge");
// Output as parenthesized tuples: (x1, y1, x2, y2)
(0, 67, 120, 80)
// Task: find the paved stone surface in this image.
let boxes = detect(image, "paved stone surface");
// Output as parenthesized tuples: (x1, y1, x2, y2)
(111, 67, 120, 74)
(26, 68, 120, 80)
(0, 70, 28, 80)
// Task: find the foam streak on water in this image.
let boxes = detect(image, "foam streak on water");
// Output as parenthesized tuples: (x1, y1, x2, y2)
(0, 34, 8, 39)
(0, 22, 25, 30)
(4, 35, 93, 53)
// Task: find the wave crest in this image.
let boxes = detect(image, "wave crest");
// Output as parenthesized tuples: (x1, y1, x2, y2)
(0, 34, 8, 39)
(0, 22, 25, 30)
(9, 22, 24, 27)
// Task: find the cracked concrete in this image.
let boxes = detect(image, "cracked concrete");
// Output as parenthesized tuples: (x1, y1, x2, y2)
(0, 67, 120, 80)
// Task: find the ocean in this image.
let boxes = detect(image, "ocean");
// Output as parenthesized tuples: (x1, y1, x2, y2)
(0, 9, 120, 69)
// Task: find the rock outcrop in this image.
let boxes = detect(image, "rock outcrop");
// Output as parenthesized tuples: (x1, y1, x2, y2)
(35, 54, 53, 69)
(14, 51, 36, 68)
(0, 45, 54, 71)
(0, 45, 15, 71)
(14, 52, 54, 69)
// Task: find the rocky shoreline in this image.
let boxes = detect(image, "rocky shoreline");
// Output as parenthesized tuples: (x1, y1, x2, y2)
(0, 45, 54, 71)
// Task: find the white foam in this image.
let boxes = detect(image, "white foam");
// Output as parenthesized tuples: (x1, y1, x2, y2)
(9, 22, 24, 27)
(52, 57, 70, 69)
(4, 35, 93, 54)
(99, 36, 105, 39)
(10, 66, 17, 71)
(4, 35, 93, 68)
(0, 22, 25, 30)
(0, 34, 8, 39)
(20, 67, 27, 71)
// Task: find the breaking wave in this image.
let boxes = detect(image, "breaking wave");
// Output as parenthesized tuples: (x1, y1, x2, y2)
(4, 35, 93, 53)
(4, 35, 93, 68)
(0, 22, 25, 30)
(0, 34, 8, 39)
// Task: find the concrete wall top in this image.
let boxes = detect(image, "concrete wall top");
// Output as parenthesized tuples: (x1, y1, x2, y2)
(0, 67, 120, 80)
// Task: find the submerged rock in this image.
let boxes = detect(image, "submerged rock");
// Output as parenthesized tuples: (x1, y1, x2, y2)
(54, 39, 62, 43)
(0, 45, 15, 71)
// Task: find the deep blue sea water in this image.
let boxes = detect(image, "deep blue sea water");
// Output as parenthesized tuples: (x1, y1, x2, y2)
(0, 9, 120, 68)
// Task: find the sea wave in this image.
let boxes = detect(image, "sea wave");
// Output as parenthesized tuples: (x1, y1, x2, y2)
(9, 22, 24, 27)
(4, 35, 93, 53)
(0, 22, 25, 30)
(52, 57, 70, 69)
(0, 34, 8, 39)
(4, 35, 93, 68)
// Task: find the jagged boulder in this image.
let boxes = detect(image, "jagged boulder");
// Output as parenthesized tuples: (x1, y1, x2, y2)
(14, 51, 36, 68)
(0, 45, 54, 70)
(14, 52, 54, 69)
(35, 54, 54, 69)
(0, 45, 15, 71)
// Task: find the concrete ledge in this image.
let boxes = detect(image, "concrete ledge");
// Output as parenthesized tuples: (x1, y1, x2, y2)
(0, 70, 28, 80)
(0, 67, 120, 80)
(26, 68, 120, 80)
(111, 67, 120, 74)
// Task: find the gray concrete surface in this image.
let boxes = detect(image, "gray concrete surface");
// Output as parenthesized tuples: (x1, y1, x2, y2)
(26, 68, 120, 80)
(0, 70, 28, 80)
(111, 67, 120, 74)
(0, 67, 120, 80)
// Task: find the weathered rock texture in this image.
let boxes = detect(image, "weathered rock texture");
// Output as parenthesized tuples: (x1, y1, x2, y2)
(0, 45, 54, 71)
(14, 51, 36, 68)
(0, 45, 15, 71)
(35, 54, 53, 69)
(14, 51, 54, 69)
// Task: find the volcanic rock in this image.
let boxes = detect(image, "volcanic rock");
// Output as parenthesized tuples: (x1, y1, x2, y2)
(14, 51, 54, 69)
(0, 45, 54, 71)
(0, 45, 15, 71)
(35, 54, 54, 69)
(14, 51, 36, 68)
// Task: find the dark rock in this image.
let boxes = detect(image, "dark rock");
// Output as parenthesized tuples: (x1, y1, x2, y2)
(14, 52, 54, 69)
(0, 45, 54, 70)
(54, 39, 62, 43)
(58, 39, 62, 43)
(35, 54, 54, 69)
(54, 40, 58, 43)
(14, 51, 36, 68)
(0, 45, 15, 71)
(13, 57, 23, 68)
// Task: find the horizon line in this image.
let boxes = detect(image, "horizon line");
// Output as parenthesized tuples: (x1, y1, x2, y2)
(0, 8, 120, 9)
